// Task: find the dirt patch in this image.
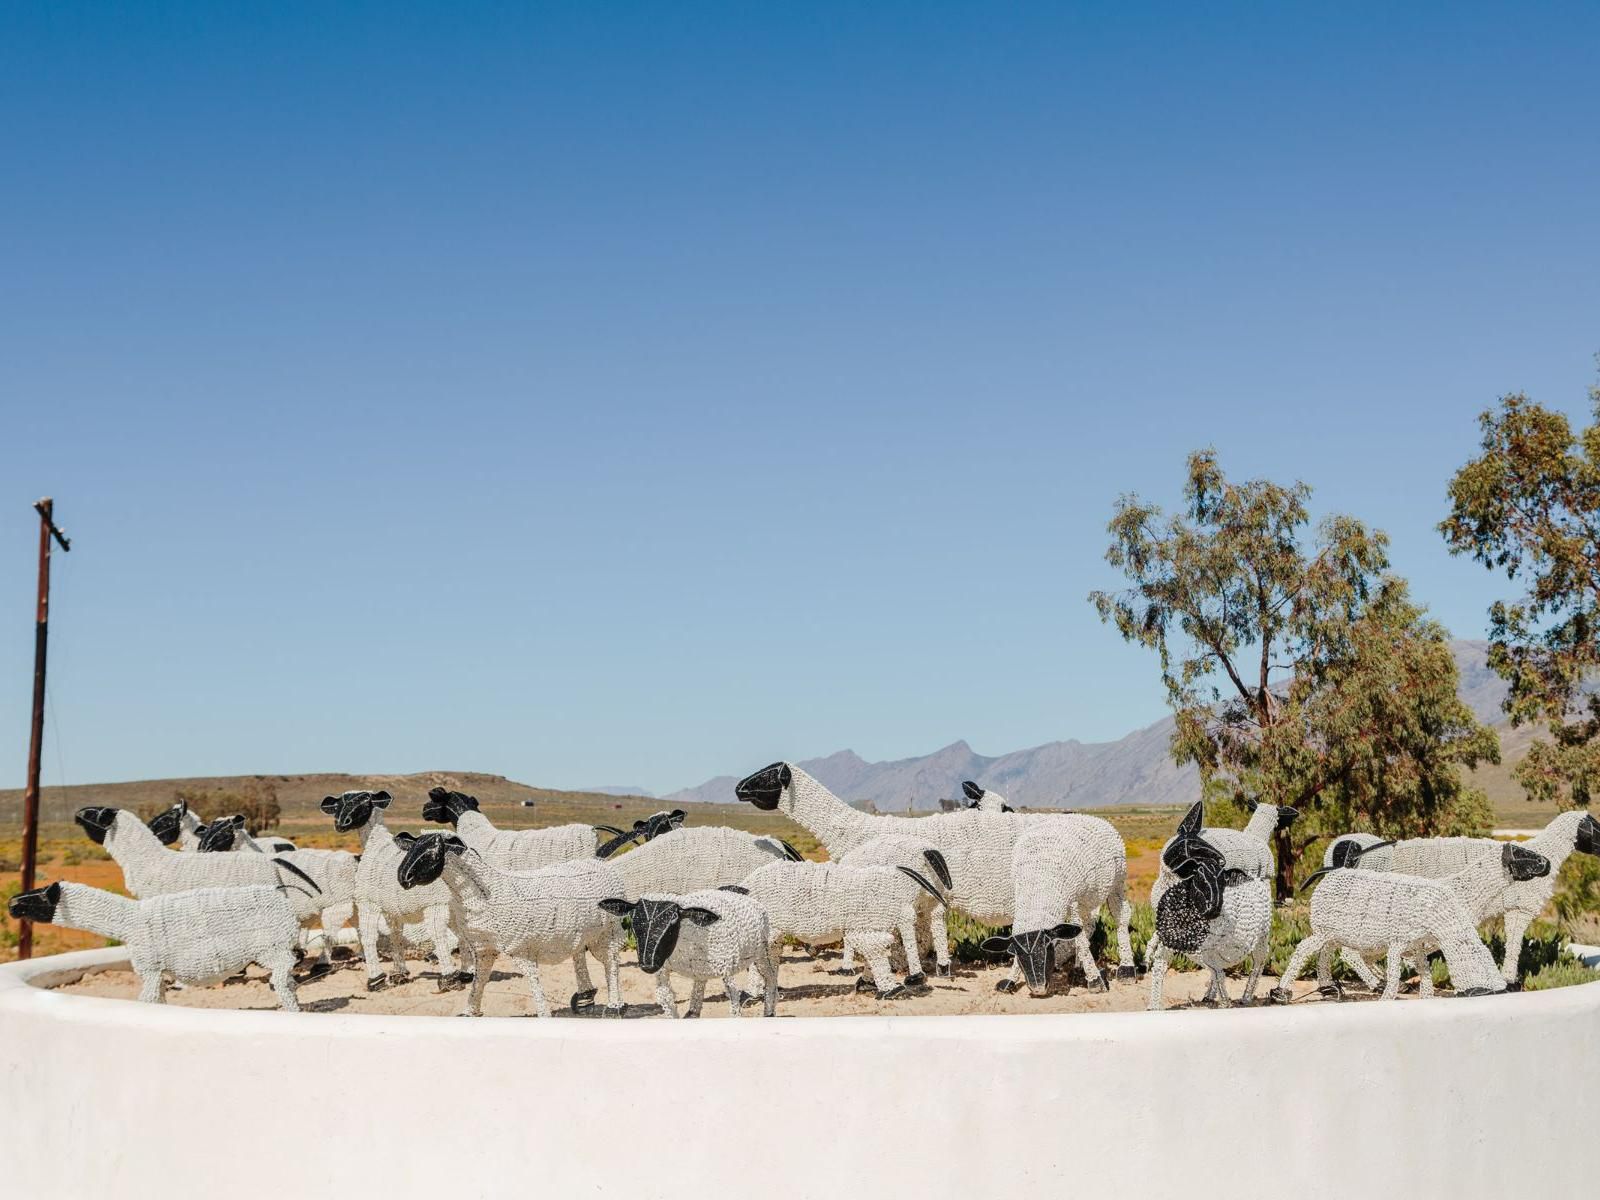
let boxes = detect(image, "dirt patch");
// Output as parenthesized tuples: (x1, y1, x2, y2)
(48, 950, 1411, 1018)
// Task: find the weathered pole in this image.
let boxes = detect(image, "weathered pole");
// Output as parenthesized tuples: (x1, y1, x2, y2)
(18, 498, 70, 959)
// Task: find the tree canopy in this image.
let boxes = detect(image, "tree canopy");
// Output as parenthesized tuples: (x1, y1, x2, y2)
(1093, 450, 1497, 898)
(1441, 383, 1600, 807)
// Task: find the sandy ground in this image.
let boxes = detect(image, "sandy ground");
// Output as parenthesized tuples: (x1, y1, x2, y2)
(48, 947, 1410, 1018)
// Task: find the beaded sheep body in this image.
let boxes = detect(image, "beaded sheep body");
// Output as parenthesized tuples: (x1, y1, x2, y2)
(422, 788, 601, 871)
(836, 834, 953, 977)
(397, 833, 626, 1018)
(1328, 813, 1599, 984)
(734, 763, 1135, 978)
(736, 859, 946, 997)
(1269, 845, 1549, 1003)
(319, 792, 468, 991)
(609, 825, 797, 899)
(1145, 810, 1274, 1010)
(607, 888, 777, 1018)
(998, 825, 1131, 996)
(9, 881, 311, 1010)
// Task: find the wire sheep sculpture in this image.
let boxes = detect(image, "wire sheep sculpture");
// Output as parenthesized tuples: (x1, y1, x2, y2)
(395, 831, 627, 1018)
(599, 888, 778, 1018)
(421, 787, 621, 871)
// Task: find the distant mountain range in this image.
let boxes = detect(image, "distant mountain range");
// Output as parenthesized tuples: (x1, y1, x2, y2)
(666, 641, 1512, 812)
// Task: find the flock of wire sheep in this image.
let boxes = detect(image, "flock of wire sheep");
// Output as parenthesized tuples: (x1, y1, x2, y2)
(9, 760, 1598, 1016)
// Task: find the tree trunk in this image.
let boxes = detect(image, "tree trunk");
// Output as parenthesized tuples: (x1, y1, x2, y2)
(1274, 827, 1296, 903)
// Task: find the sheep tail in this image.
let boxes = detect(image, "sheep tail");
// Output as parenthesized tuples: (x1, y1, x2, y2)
(921, 849, 952, 891)
(778, 839, 805, 862)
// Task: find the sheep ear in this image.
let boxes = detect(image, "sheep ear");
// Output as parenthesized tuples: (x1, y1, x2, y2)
(319, 797, 340, 814)
(1177, 801, 1204, 836)
(444, 835, 467, 852)
(979, 936, 1012, 955)
(895, 866, 945, 904)
(1048, 923, 1081, 940)
(1000, 805, 1014, 813)
(427, 786, 449, 801)
(668, 810, 686, 827)
(1245, 798, 1259, 813)
(681, 907, 720, 927)
(597, 898, 634, 917)
(961, 781, 984, 802)
(46, 881, 62, 903)
(393, 832, 417, 849)
(372, 792, 392, 808)
(922, 849, 953, 891)
(778, 839, 805, 862)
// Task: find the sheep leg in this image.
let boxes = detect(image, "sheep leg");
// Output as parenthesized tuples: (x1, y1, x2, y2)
(757, 947, 778, 1017)
(428, 907, 463, 986)
(1206, 965, 1231, 1008)
(686, 978, 706, 1018)
(1417, 956, 1436, 999)
(854, 932, 902, 998)
(385, 914, 413, 982)
(1068, 912, 1104, 992)
(599, 937, 624, 1015)
(268, 957, 300, 1013)
(1240, 931, 1270, 1005)
(1499, 909, 1532, 988)
(929, 903, 952, 976)
(722, 977, 743, 1018)
(1271, 933, 1327, 1002)
(357, 904, 391, 988)
(136, 971, 167, 1005)
(515, 957, 553, 1019)
(1380, 943, 1404, 1000)
(570, 950, 598, 1011)
(655, 974, 678, 1018)
(461, 946, 491, 1016)
(896, 914, 925, 986)
(1338, 948, 1384, 992)
(1108, 873, 1136, 979)
(1315, 944, 1339, 996)
(1145, 948, 1171, 1011)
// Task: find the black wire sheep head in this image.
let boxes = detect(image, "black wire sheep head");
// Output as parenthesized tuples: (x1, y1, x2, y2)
(598, 897, 720, 973)
(319, 790, 392, 833)
(74, 806, 119, 846)
(422, 787, 479, 826)
(7, 881, 62, 924)
(396, 832, 469, 889)
(981, 921, 1082, 997)
(1245, 798, 1301, 829)
(197, 815, 247, 853)
(1575, 813, 1600, 857)
(144, 802, 186, 847)
(735, 762, 792, 811)
(1502, 842, 1550, 882)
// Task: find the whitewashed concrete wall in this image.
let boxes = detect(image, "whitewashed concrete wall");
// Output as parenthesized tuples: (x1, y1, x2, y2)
(1, 947, 1596, 1199)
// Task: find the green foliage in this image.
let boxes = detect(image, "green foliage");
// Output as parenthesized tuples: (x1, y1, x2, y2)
(1442, 377, 1600, 808)
(0, 882, 17, 950)
(1523, 960, 1600, 991)
(1091, 450, 1499, 896)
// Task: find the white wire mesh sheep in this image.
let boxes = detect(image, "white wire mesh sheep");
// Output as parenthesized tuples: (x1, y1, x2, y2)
(1144, 806, 1274, 1010)
(8, 869, 323, 1010)
(1327, 812, 1600, 987)
(1269, 841, 1552, 1003)
(317, 791, 472, 993)
(598, 888, 778, 1017)
(734, 761, 1135, 982)
(394, 831, 627, 1018)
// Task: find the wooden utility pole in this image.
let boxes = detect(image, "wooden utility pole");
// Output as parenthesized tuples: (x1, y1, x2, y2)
(18, 498, 70, 959)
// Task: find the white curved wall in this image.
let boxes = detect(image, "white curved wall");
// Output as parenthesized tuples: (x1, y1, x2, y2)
(1, 947, 1596, 1199)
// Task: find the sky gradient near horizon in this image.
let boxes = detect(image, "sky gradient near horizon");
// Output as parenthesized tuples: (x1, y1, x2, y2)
(3, 3, 1599, 796)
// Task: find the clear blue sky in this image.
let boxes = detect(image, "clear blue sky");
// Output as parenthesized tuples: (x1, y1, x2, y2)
(3, 3, 1597, 796)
